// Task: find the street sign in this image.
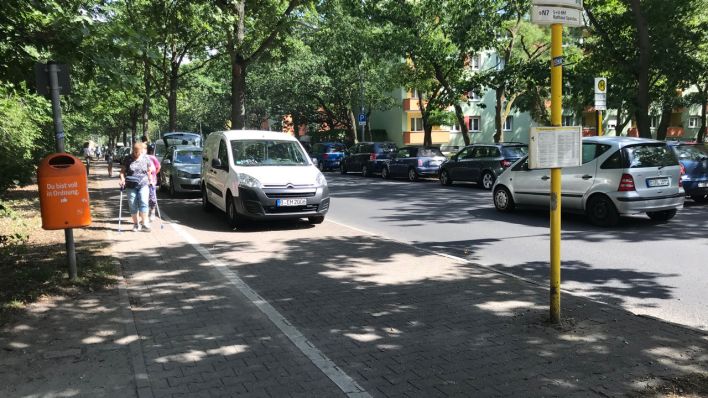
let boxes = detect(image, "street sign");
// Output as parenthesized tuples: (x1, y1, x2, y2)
(34, 63, 71, 97)
(594, 77, 607, 111)
(529, 126, 582, 169)
(531, 5, 585, 27)
(532, 0, 583, 10)
(358, 113, 367, 126)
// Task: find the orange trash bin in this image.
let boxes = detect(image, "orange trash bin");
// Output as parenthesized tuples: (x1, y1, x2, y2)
(37, 153, 92, 230)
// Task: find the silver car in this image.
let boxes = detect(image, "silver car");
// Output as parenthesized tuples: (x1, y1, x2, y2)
(160, 146, 203, 196)
(493, 137, 685, 226)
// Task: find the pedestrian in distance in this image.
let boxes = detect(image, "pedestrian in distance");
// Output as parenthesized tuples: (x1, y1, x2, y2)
(146, 144, 161, 222)
(106, 148, 114, 177)
(119, 142, 155, 232)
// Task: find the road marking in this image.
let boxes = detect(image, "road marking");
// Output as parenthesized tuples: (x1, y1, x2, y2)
(160, 210, 371, 398)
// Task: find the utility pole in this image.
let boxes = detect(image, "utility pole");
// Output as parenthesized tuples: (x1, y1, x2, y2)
(47, 62, 78, 281)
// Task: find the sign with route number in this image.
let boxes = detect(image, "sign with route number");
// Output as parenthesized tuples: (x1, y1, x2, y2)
(531, 5, 585, 27)
(529, 126, 582, 169)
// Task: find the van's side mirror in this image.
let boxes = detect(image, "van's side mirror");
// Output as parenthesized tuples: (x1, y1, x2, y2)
(211, 159, 223, 169)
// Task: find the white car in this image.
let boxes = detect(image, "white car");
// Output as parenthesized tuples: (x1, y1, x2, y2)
(492, 137, 685, 226)
(201, 130, 330, 228)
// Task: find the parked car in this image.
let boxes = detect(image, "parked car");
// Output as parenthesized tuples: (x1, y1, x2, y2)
(439, 144, 460, 158)
(382, 146, 447, 181)
(201, 130, 329, 228)
(155, 132, 202, 160)
(160, 146, 203, 196)
(492, 137, 685, 226)
(439, 143, 528, 189)
(115, 146, 131, 163)
(311, 142, 347, 172)
(340, 142, 398, 176)
(667, 142, 708, 203)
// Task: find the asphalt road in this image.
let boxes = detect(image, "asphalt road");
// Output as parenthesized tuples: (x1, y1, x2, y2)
(324, 172, 708, 332)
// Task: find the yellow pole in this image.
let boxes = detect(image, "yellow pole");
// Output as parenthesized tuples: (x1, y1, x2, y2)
(550, 23, 563, 324)
(597, 111, 603, 136)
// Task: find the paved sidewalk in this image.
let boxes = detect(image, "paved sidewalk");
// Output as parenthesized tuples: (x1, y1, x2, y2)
(4, 160, 706, 397)
(0, 163, 136, 397)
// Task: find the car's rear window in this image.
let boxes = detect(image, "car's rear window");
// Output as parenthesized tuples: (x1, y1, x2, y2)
(623, 144, 678, 168)
(327, 144, 346, 153)
(418, 148, 443, 157)
(502, 146, 528, 158)
(673, 145, 708, 161)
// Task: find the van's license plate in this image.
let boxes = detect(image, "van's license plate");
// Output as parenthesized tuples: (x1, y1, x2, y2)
(647, 178, 670, 188)
(276, 199, 307, 207)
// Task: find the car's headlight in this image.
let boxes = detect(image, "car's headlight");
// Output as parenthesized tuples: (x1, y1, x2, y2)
(238, 173, 262, 188)
(176, 170, 191, 178)
(316, 172, 327, 187)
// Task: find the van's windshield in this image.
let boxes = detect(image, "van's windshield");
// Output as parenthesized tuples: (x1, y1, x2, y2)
(231, 140, 309, 166)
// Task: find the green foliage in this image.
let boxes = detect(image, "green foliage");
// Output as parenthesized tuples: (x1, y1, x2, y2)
(0, 85, 50, 192)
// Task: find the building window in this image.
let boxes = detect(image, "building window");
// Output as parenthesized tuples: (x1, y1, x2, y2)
(468, 91, 481, 102)
(503, 116, 513, 131)
(469, 117, 481, 132)
(471, 53, 481, 70)
(562, 115, 574, 127)
(650, 116, 659, 129)
(688, 117, 700, 128)
(411, 117, 423, 132)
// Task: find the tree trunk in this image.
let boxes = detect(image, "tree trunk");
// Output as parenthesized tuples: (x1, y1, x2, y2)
(231, 56, 247, 130)
(168, 64, 179, 132)
(656, 104, 672, 141)
(131, 108, 139, 146)
(453, 104, 470, 146)
(348, 109, 358, 143)
(699, 93, 707, 143)
(494, 87, 505, 143)
(629, 0, 652, 138)
(142, 56, 150, 136)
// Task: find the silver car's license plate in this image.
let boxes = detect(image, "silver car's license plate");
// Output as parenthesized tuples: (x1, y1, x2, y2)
(276, 198, 307, 207)
(647, 178, 670, 188)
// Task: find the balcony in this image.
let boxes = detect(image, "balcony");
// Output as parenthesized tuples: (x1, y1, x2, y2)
(403, 98, 421, 111)
(403, 130, 450, 145)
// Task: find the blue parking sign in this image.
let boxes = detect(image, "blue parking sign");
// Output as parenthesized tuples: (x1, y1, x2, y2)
(358, 113, 366, 125)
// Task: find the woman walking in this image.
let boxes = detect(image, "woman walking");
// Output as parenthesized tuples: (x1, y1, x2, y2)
(119, 142, 155, 232)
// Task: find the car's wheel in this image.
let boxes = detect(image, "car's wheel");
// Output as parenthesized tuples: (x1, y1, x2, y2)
(340, 163, 347, 174)
(201, 184, 213, 212)
(440, 169, 453, 186)
(586, 195, 619, 227)
(308, 215, 325, 224)
(362, 164, 370, 177)
(226, 194, 242, 229)
(480, 171, 495, 190)
(691, 194, 708, 203)
(381, 166, 391, 179)
(169, 177, 176, 197)
(493, 186, 515, 212)
(647, 209, 677, 222)
(408, 168, 418, 182)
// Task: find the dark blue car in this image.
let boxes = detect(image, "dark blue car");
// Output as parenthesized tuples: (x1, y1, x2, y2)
(669, 142, 708, 202)
(382, 146, 447, 181)
(311, 142, 347, 172)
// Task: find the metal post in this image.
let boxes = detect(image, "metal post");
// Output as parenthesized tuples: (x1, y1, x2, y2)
(549, 24, 563, 324)
(48, 63, 78, 281)
(597, 110, 603, 136)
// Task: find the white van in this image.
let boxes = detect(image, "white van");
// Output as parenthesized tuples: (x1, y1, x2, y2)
(201, 130, 330, 228)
